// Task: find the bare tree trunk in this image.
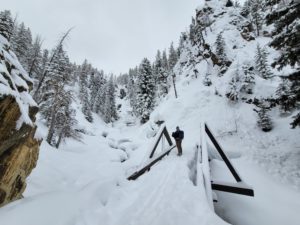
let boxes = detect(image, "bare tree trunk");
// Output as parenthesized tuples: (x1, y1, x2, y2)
(172, 73, 178, 98)
(55, 128, 64, 149)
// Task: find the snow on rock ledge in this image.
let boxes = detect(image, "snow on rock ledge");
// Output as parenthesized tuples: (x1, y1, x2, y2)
(0, 34, 40, 207)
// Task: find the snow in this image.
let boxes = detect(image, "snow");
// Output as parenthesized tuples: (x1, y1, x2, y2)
(0, 0, 299, 224)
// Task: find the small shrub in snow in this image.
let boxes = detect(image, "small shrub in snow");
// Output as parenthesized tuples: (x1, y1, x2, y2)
(256, 102, 273, 132)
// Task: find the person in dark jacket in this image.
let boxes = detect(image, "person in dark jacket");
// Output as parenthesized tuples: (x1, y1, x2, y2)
(172, 126, 184, 156)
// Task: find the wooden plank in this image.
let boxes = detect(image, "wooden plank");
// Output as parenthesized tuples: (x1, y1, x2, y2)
(212, 182, 254, 196)
(205, 124, 242, 182)
(128, 145, 176, 181)
(163, 127, 173, 146)
(149, 126, 173, 159)
(149, 130, 165, 158)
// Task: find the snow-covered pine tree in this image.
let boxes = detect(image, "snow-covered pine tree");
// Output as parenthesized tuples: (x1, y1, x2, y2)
(127, 69, 138, 115)
(214, 32, 230, 75)
(11, 22, 32, 70)
(168, 42, 178, 70)
(255, 44, 272, 79)
(39, 44, 73, 145)
(241, 64, 255, 94)
(103, 75, 118, 123)
(226, 65, 241, 102)
(266, 1, 300, 128)
(54, 89, 78, 148)
(79, 59, 93, 122)
(215, 32, 227, 62)
(256, 101, 273, 132)
(136, 58, 155, 123)
(90, 70, 105, 112)
(27, 35, 42, 78)
(276, 78, 293, 113)
(154, 50, 168, 96)
(249, 0, 264, 36)
(0, 10, 14, 40)
(162, 50, 169, 72)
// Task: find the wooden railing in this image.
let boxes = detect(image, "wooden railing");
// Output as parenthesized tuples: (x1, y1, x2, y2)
(202, 123, 254, 197)
(127, 125, 175, 181)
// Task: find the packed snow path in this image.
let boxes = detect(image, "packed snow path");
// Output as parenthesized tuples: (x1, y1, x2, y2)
(111, 150, 228, 225)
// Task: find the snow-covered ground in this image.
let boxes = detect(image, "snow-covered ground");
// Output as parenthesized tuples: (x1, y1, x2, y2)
(1, 1, 299, 224)
(0, 72, 299, 225)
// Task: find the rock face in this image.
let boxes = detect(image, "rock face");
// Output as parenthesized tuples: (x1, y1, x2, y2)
(0, 34, 40, 206)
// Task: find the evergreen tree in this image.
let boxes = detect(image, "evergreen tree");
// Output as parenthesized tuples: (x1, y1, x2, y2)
(266, 1, 300, 128)
(241, 64, 255, 94)
(291, 113, 300, 129)
(249, 0, 264, 36)
(127, 69, 138, 115)
(136, 58, 155, 123)
(168, 42, 178, 70)
(154, 50, 168, 96)
(39, 44, 73, 145)
(266, 1, 300, 70)
(226, 65, 241, 102)
(79, 59, 93, 122)
(162, 50, 169, 71)
(54, 89, 78, 148)
(255, 44, 272, 79)
(103, 76, 118, 123)
(256, 101, 273, 132)
(28, 35, 42, 78)
(215, 32, 228, 62)
(12, 22, 32, 70)
(90, 70, 105, 112)
(0, 10, 14, 40)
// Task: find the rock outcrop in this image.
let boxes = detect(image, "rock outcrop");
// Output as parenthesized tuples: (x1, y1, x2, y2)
(0, 34, 40, 206)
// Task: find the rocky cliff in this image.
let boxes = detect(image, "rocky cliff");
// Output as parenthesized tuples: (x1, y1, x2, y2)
(0, 34, 40, 206)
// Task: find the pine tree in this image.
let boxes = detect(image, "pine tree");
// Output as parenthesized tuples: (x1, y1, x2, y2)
(266, 1, 300, 128)
(11, 23, 32, 70)
(249, 0, 264, 36)
(28, 35, 42, 78)
(54, 89, 78, 148)
(255, 44, 272, 79)
(103, 76, 118, 123)
(162, 50, 169, 72)
(168, 42, 178, 70)
(127, 69, 138, 115)
(226, 66, 241, 102)
(154, 50, 168, 96)
(39, 44, 72, 145)
(241, 64, 255, 94)
(266, 1, 300, 70)
(215, 32, 227, 61)
(256, 101, 273, 132)
(276, 77, 297, 113)
(0, 10, 14, 40)
(136, 58, 155, 123)
(79, 59, 93, 122)
(90, 70, 105, 112)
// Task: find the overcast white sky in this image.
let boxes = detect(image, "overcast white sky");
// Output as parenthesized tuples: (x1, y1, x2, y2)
(2, 0, 202, 74)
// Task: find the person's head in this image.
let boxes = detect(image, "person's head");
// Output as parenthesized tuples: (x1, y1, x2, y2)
(176, 126, 180, 131)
